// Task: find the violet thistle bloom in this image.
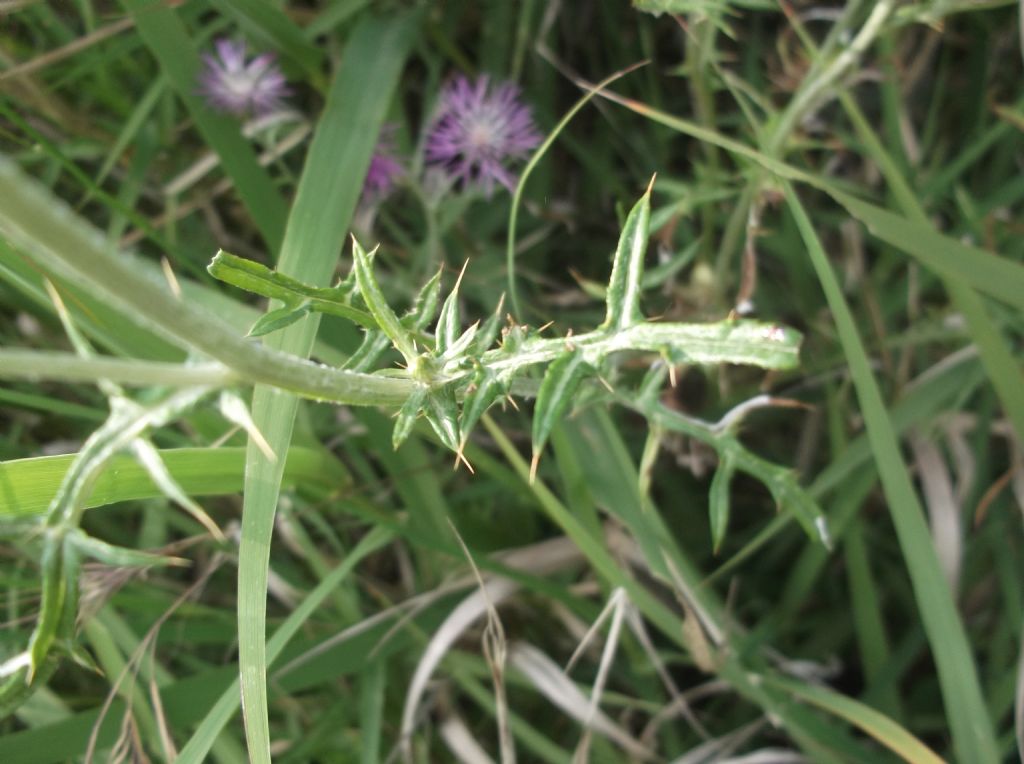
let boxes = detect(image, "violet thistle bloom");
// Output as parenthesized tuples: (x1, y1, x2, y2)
(425, 75, 542, 197)
(198, 39, 289, 117)
(361, 125, 405, 202)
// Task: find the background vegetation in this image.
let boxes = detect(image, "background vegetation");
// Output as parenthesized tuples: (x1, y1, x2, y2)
(1, 1, 1022, 762)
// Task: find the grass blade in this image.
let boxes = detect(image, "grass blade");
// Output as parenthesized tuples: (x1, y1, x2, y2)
(0, 447, 347, 520)
(235, 14, 417, 763)
(764, 675, 945, 764)
(782, 180, 999, 764)
(831, 192, 1024, 313)
(177, 527, 393, 764)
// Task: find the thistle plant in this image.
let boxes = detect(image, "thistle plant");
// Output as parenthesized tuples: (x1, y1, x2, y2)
(0, 148, 828, 706)
(2, 5, 1016, 762)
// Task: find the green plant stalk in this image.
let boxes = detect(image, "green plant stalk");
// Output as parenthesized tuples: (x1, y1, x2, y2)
(0, 152, 800, 416)
(175, 527, 393, 764)
(484, 319, 801, 374)
(22, 387, 213, 677)
(207, 250, 376, 330)
(0, 352, 237, 388)
(783, 181, 999, 764)
(0, 156, 416, 407)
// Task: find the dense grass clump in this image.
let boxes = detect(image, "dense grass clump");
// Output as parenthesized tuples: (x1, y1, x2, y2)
(0, 2, 1022, 762)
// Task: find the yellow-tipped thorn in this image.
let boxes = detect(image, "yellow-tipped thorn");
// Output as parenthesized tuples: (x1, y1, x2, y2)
(161, 256, 182, 299)
(668, 364, 677, 388)
(529, 451, 540, 484)
(454, 258, 470, 290)
(454, 447, 475, 474)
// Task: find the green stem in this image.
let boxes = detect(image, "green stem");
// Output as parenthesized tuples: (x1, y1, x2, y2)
(481, 319, 802, 375)
(0, 156, 416, 407)
(0, 351, 237, 388)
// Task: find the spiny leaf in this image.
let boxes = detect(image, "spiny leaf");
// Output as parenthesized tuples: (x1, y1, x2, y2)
(392, 385, 428, 450)
(406, 267, 443, 332)
(351, 237, 417, 364)
(435, 261, 469, 355)
(248, 303, 312, 337)
(341, 330, 392, 373)
(769, 475, 832, 550)
(709, 452, 737, 553)
(472, 293, 505, 356)
(130, 439, 226, 541)
(66, 529, 189, 567)
(209, 250, 376, 329)
(459, 368, 505, 452)
(602, 177, 654, 332)
(441, 321, 480, 364)
(424, 385, 461, 452)
(219, 392, 276, 462)
(531, 346, 592, 481)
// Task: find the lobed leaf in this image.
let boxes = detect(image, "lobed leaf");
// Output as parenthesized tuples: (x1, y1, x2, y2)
(392, 386, 428, 450)
(434, 261, 468, 355)
(248, 303, 313, 338)
(602, 178, 654, 332)
(424, 385, 461, 452)
(709, 452, 737, 553)
(472, 293, 506, 356)
(531, 347, 592, 478)
(406, 267, 444, 332)
(352, 238, 417, 364)
(458, 368, 505, 452)
(209, 250, 376, 330)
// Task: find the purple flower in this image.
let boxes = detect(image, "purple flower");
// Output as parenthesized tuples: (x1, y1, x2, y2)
(198, 39, 289, 117)
(425, 75, 542, 196)
(362, 125, 405, 202)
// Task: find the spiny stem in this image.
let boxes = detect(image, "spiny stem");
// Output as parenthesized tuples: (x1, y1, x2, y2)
(0, 157, 417, 407)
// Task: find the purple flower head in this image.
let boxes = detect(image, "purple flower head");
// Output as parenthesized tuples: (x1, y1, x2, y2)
(425, 75, 542, 197)
(362, 125, 405, 202)
(198, 39, 289, 117)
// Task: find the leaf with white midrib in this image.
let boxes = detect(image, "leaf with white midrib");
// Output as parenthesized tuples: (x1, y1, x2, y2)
(352, 237, 417, 365)
(531, 346, 591, 474)
(602, 177, 654, 332)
